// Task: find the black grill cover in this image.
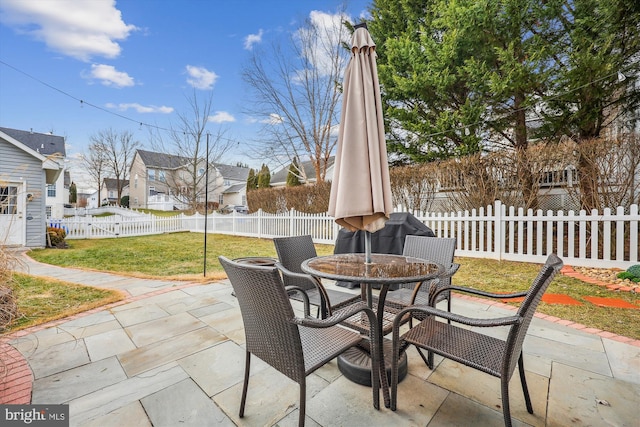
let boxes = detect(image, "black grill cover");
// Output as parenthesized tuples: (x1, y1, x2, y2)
(333, 212, 435, 288)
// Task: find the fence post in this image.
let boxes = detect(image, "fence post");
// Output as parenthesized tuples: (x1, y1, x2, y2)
(495, 200, 503, 260)
(289, 208, 295, 236)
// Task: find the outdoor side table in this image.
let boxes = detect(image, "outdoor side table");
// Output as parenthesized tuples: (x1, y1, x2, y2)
(302, 253, 443, 408)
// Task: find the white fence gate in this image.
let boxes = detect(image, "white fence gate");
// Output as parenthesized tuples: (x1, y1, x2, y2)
(50, 201, 639, 269)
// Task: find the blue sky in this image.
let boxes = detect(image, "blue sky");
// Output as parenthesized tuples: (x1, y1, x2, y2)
(0, 0, 370, 190)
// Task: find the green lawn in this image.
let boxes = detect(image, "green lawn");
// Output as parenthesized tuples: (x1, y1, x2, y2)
(21, 232, 640, 339)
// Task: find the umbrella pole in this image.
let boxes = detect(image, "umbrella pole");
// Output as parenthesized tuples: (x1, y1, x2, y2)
(364, 230, 372, 264)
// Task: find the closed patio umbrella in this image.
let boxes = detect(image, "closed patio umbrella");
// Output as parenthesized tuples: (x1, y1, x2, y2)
(329, 24, 393, 263)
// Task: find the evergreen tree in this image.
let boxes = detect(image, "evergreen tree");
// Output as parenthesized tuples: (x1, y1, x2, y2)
(246, 169, 258, 191)
(257, 164, 271, 188)
(286, 158, 302, 186)
(69, 182, 77, 204)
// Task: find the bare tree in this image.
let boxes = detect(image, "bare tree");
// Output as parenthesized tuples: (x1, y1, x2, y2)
(150, 90, 234, 211)
(81, 143, 108, 199)
(89, 129, 139, 205)
(242, 10, 351, 182)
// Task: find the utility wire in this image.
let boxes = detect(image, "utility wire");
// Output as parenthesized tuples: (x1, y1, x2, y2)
(0, 59, 243, 146)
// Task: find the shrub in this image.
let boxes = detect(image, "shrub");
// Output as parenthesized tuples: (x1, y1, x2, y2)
(0, 247, 19, 332)
(47, 226, 67, 248)
(617, 265, 640, 283)
(627, 264, 640, 278)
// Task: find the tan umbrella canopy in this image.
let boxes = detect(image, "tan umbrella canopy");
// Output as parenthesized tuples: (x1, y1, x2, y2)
(329, 25, 393, 239)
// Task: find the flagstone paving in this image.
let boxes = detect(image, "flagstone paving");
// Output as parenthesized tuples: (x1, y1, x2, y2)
(1, 254, 639, 426)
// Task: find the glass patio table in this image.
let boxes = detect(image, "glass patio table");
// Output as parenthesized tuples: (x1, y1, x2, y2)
(301, 253, 443, 408)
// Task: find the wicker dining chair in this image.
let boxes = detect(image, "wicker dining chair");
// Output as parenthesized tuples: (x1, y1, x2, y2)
(274, 235, 361, 318)
(390, 253, 563, 427)
(219, 256, 380, 427)
(385, 235, 459, 314)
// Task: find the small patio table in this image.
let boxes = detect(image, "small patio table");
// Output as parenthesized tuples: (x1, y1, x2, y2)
(301, 253, 443, 408)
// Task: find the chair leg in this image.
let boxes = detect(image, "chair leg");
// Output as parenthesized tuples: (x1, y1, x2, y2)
(413, 346, 434, 369)
(390, 331, 400, 410)
(518, 353, 534, 414)
(239, 351, 251, 418)
(501, 376, 513, 427)
(297, 380, 306, 427)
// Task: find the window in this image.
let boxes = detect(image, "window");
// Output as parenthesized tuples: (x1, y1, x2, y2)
(47, 184, 56, 197)
(149, 169, 156, 181)
(224, 179, 231, 186)
(218, 194, 224, 205)
(134, 174, 138, 189)
(198, 168, 205, 176)
(0, 186, 18, 214)
(46, 206, 52, 218)
(158, 170, 166, 182)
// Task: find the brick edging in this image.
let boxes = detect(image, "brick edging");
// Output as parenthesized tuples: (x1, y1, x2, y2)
(0, 342, 33, 404)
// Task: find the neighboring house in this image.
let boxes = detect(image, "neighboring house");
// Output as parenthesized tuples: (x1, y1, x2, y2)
(99, 178, 129, 206)
(0, 127, 68, 219)
(0, 128, 64, 247)
(270, 157, 335, 187)
(129, 149, 249, 210)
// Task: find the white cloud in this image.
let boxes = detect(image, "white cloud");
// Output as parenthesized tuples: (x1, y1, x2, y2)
(0, 0, 137, 61)
(85, 64, 135, 88)
(105, 103, 173, 114)
(244, 29, 263, 50)
(185, 65, 218, 90)
(261, 113, 284, 125)
(209, 111, 235, 123)
(296, 11, 350, 78)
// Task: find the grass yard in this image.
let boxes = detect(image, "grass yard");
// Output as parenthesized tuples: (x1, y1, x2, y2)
(22, 232, 640, 339)
(5, 273, 123, 332)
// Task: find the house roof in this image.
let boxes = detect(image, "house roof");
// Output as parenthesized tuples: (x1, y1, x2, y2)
(136, 149, 249, 180)
(103, 178, 129, 191)
(271, 157, 335, 186)
(0, 127, 66, 157)
(136, 149, 187, 169)
(223, 183, 245, 194)
(214, 163, 250, 181)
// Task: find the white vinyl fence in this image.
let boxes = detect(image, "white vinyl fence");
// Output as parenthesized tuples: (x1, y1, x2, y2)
(50, 201, 639, 269)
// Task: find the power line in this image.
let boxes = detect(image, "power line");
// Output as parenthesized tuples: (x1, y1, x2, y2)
(0, 59, 243, 146)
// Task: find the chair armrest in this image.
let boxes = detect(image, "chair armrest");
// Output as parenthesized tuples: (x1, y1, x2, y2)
(292, 301, 375, 329)
(394, 304, 522, 329)
(276, 262, 333, 316)
(444, 263, 460, 278)
(284, 285, 311, 317)
(406, 263, 461, 305)
(430, 285, 528, 305)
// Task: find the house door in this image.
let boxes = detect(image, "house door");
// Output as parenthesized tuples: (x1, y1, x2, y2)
(0, 184, 25, 246)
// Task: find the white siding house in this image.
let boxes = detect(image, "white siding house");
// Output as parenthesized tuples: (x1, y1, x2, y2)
(0, 128, 64, 247)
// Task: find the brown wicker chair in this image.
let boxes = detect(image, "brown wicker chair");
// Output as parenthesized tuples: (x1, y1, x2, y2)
(219, 256, 380, 427)
(273, 235, 361, 318)
(390, 253, 563, 427)
(386, 235, 459, 314)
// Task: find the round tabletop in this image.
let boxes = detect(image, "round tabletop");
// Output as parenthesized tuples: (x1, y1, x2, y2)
(301, 253, 443, 285)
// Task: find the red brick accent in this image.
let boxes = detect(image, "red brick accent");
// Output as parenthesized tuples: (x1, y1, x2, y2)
(0, 342, 32, 404)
